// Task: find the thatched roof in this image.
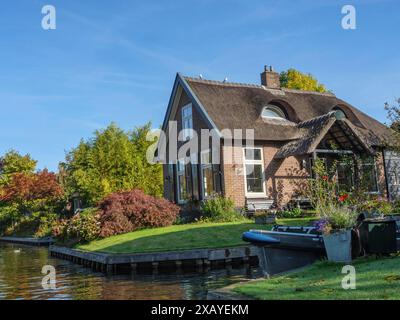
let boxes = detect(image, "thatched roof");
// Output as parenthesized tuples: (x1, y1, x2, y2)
(183, 76, 393, 148)
(274, 112, 375, 158)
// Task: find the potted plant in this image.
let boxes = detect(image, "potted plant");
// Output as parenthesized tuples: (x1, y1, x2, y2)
(305, 158, 357, 262)
(315, 206, 357, 263)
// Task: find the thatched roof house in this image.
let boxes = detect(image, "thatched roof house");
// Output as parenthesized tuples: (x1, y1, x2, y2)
(161, 67, 398, 208)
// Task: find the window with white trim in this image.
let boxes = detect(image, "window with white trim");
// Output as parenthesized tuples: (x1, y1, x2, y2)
(182, 104, 193, 140)
(177, 159, 187, 203)
(201, 150, 215, 198)
(243, 147, 265, 195)
(261, 105, 286, 120)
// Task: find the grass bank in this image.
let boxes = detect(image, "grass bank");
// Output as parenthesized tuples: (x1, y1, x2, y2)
(234, 255, 400, 300)
(77, 218, 315, 254)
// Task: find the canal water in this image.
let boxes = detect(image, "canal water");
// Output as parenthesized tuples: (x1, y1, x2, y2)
(0, 242, 262, 300)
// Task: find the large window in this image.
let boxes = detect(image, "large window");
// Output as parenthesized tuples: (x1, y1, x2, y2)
(360, 157, 379, 193)
(182, 104, 193, 140)
(243, 147, 265, 195)
(177, 159, 187, 203)
(201, 150, 214, 197)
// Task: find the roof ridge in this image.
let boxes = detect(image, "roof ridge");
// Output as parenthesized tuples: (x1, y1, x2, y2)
(282, 88, 336, 97)
(183, 76, 263, 88)
(297, 111, 336, 128)
(184, 75, 336, 96)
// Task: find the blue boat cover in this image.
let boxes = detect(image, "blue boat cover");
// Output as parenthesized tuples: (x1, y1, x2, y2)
(242, 231, 280, 245)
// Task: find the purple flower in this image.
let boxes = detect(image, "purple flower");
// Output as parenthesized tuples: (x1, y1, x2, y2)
(314, 218, 329, 233)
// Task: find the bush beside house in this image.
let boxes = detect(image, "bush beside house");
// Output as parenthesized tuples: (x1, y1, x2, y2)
(200, 196, 245, 222)
(98, 189, 180, 237)
(51, 189, 180, 243)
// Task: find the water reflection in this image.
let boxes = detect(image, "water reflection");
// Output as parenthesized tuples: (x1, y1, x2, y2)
(0, 243, 261, 300)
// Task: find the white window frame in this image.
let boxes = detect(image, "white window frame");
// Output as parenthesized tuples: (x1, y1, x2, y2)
(176, 158, 187, 204)
(200, 149, 214, 198)
(181, 103, 193, 140)
(243, 147, 266, 198)
(261, 105, 286, 120)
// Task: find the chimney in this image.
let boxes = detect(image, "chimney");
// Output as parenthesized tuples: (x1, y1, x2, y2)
(260, 65, 280, 88)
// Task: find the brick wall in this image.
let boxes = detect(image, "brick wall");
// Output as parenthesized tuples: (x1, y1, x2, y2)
(222, 143, 389, 210)
(222, 145, 246, 207)
(221, 142, 310, 209)
(263, 142, 309, 207)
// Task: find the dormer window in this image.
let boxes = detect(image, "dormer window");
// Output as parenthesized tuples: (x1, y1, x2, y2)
(261, 105, 286, 120)
(333, 107, 347, 119)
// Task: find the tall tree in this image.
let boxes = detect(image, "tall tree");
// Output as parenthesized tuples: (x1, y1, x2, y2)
(0, 150, 37, 186)
(384, 98, 400, 150)
(64, 122, 163, 206)
(280, 68, 328, 93)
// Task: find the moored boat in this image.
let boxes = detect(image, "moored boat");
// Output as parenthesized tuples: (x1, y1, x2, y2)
(243, 220, 400, 276)
(243, 226, 325, 252)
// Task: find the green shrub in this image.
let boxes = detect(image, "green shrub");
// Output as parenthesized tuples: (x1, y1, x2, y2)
(277, 207, 303, 218)
(52, 208, 100, 243)
(358, 198, 393, 216)
(34, 212, 58, 238)
(0, 204, 20, 235)
(392, 200, 400, 215)
(200, 196, 244, 222)
(326, 206, 358, 232)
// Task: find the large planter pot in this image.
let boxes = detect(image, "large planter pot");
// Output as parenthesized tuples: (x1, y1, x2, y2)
(323, 230, 352, 263)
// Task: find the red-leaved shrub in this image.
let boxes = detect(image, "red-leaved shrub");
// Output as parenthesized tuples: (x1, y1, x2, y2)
(98, 189, 180, 237)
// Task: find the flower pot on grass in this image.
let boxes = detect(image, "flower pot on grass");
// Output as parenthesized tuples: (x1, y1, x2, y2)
(323, 230, 352, 263)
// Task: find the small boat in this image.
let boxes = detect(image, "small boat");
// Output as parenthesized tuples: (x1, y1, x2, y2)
(243, 226, 325, 253)
(243, 226, 325, 276)
(243, 222, 400, 276)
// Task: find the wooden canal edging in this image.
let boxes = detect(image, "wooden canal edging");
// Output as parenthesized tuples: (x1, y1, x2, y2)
(49, 245, 260, 273)
(0, 236, 54, 246)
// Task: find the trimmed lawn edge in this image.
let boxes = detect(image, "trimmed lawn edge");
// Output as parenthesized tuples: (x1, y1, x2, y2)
(232, 255, 400, 300)
(75, 218, 316, 255)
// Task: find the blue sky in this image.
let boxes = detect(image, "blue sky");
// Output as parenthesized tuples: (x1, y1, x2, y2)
(0, 0, 399, 171)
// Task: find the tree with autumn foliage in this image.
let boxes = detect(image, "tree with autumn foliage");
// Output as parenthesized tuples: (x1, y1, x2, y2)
(1, 170, 64, 206)
(280, 68, 328, 93)
(0, 151, 65, 236)
(0, 150, 37, 186)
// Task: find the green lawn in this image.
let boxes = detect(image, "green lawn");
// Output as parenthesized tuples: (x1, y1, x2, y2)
(76, 218, 315, 254)
(234, 255, 400, 300)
